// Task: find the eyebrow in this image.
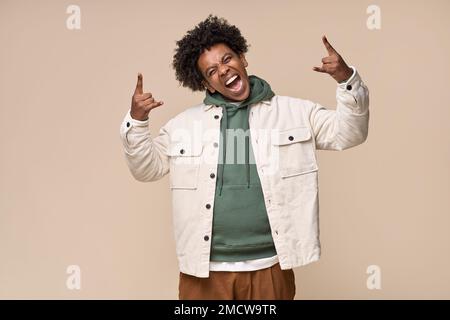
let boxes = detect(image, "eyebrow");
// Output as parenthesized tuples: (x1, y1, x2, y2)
(205, 52, 231, 76)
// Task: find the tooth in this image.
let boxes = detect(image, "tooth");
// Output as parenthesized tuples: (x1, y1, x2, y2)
(226, 75, 237, 86)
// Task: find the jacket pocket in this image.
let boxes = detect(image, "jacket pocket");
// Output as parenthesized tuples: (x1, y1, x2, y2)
(166, 141, 203, 189)
(272, 126, 318, 178)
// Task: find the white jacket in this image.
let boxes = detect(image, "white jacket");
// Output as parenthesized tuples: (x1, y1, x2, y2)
(119, 66, 369, 278)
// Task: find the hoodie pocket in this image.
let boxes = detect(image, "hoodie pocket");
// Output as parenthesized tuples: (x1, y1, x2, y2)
(166, 141, 203, 189)
(272, 126, 318, 178)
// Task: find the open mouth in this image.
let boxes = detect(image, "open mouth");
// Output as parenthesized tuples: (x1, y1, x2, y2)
(225, 74, 243, 93)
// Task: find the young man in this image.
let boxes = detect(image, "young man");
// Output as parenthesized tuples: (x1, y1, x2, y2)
(119, 15, 369, 300)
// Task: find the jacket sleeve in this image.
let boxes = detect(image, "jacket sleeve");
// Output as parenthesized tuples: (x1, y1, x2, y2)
(307, 66, 370, 151)
(119, 109, 171, 182)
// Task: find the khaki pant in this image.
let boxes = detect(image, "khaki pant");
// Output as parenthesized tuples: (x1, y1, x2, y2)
(178, 262, 296, 300)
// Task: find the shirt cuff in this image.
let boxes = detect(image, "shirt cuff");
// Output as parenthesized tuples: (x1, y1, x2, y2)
(337, 65, 361, 94)
(336, 66, 368, 114)
(121, 109, 150, 138)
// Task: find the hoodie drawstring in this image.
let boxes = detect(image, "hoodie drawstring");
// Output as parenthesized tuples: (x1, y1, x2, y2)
(245, 106, 250, 189)
(218, 105, 227, 196)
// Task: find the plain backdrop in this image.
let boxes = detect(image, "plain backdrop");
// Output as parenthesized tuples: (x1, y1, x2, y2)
(1, 0, 449, 299)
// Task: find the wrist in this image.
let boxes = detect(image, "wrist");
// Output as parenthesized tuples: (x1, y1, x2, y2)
(338, 68, 354, 83)
(130, 111, 149, 121)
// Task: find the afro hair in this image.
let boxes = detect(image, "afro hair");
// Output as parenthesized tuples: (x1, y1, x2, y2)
(172, 15, 249, 92)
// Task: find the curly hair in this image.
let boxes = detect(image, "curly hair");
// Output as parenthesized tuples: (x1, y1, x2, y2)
(172, 15, 249, 92)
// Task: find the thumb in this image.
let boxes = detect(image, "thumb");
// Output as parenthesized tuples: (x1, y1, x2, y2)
(312, 66, 327, 73)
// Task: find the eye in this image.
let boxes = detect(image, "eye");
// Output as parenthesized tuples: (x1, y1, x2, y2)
(224, 56, 231, 63)
(208, 69, 216, 77)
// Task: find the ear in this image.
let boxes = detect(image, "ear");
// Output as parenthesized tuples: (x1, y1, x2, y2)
(239, 53, 248, 68)
(202, 80, 216, 93)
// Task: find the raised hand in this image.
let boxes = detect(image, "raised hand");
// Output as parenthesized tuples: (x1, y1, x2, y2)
(313, 35, 353, 83)
(130, 73, 164, 121)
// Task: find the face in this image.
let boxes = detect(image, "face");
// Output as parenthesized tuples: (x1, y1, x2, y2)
(197, 43, 250, 102)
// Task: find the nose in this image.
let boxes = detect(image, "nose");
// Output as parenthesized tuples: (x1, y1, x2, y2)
(218, 64, 229, 77)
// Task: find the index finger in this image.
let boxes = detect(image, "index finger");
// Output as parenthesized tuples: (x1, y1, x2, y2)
(322, 35, 337, 55)
(135, 73, 143, 95)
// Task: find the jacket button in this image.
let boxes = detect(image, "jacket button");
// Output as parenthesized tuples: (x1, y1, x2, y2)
(180, 149, 185, 154)
(206, 204, 211, 209)
(204, 235, 209, 241)
(214, 115, 219, 119)
(346, 84, 352, 90)
(288, 136, 294, 141)
(213, 142, 219, 148)
(210, 173, 215, 179)
(126, 122, 130, 128)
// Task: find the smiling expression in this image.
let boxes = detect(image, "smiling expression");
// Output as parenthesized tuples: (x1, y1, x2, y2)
(197, 43, 250, 102)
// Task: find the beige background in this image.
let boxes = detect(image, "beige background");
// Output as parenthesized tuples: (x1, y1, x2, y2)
(1, 0, 449, 299)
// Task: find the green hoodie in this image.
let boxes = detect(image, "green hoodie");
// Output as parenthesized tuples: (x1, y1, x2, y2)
(203, 75, 278, 262)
